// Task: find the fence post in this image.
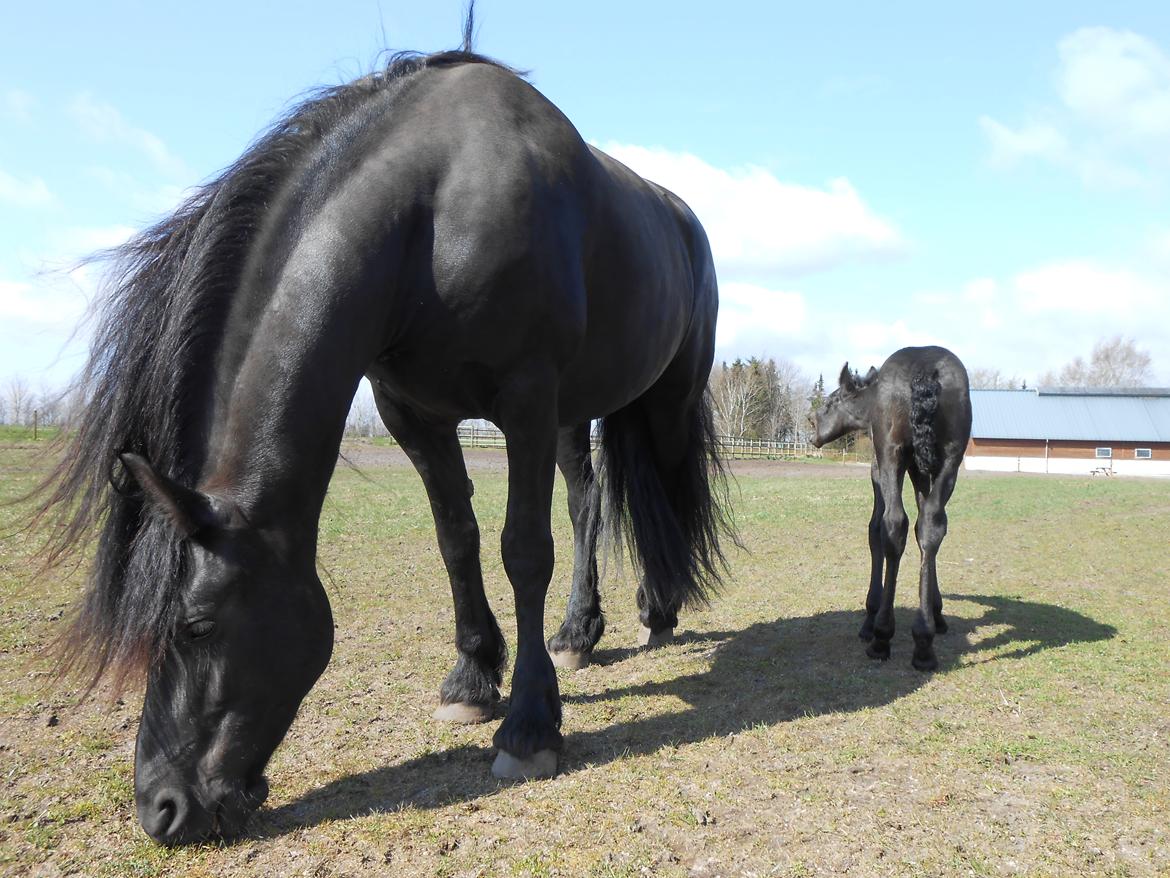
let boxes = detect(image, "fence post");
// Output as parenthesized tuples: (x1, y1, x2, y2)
(33, 409, 38, 441)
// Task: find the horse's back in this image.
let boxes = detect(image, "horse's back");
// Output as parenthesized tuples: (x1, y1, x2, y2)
(353, 62, 711, 425)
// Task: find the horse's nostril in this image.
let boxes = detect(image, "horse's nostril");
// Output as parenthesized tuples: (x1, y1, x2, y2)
(139, 788, 198, 845)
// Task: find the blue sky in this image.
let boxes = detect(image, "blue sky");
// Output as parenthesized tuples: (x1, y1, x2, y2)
(2, 1, 1169, 396)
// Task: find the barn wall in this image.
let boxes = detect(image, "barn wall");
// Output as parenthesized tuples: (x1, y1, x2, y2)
(964, 438, 1170, 476)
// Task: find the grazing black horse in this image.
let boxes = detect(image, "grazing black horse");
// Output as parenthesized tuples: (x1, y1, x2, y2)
(811, 346, 971, 671)
(34, 42, 732, 844)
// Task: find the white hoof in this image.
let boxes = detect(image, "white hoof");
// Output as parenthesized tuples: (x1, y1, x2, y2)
(549, 649, 590, 670)
(637, 625, 674, 648)
(433, 701, 493, 724)
(491, 748, 559, 780)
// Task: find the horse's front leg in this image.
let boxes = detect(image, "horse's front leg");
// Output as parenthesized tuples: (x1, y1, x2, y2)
(492, 383, 562, 779)
(547, 423, 605, 669)
(371, 392, 506, 722)
(859, 466, 885, 642)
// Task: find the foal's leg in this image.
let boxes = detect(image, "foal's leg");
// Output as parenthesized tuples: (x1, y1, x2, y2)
(867, 454, 908, 661)
(372, 394, 506, 723)
(547, 423, 605, 669)
(491, 383, 562, 779)
(859, 464, 885, 642)
(910, 458, 961, 671)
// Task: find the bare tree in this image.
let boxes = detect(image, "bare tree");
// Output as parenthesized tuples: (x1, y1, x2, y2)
(5, 375, 31, 426)
(969, 367, 1021, 390)
(1040, 336, 1153, 387)
(709, 360, 768, 438)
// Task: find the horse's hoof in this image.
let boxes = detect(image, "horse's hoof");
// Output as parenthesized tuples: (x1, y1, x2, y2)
(491, 748, 558, 780)
(637, 625, 674, 648)
(866, 640, 891, 661)
(858, 627, 874, 642)
(549, 649, 590, 670)
(934, 616, 949, 635)
(912, 653, 939, 672)
(433, 701, 494, 724)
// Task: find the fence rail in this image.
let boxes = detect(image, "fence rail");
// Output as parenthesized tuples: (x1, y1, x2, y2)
(450, 424, 812, 459)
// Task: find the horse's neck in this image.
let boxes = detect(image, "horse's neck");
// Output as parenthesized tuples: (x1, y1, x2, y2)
(201, 267, 389, 523)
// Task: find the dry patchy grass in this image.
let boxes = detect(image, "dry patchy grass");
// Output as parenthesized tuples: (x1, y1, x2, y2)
(1, 438, 1168, 877)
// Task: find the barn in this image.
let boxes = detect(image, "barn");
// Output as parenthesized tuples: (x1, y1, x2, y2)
(964, 387, 1170, 477)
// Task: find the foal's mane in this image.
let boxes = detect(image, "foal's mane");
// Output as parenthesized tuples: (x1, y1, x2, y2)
(32, 45, 514, 690)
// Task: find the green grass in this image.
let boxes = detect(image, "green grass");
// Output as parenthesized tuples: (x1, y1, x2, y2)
(1, 440, 1168, 876)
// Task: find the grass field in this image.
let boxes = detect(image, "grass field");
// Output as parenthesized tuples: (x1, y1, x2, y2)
(1, 436, 1168, 877)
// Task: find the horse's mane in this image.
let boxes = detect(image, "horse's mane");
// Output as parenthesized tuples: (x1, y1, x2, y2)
(30, 43, 514, 691)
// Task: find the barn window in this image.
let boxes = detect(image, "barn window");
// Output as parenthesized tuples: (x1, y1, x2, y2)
(1135, 448, 1152, 459)
(1095, 447, 1112, 459)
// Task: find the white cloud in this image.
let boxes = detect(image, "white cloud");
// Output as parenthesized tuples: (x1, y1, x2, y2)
(68, 93, 190, 179)
(982, 27, 1170, 188)
(598, 142, 905, 280)
(0, 168, 53, 207)
(2, 88, 35, 122)
(1013, 261, 1161, 315)
(715, 282, 808, 351)
(1057, 27, 1170, 147)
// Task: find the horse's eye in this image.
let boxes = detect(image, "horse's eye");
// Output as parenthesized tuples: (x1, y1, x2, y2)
(187, 619, 216, 640)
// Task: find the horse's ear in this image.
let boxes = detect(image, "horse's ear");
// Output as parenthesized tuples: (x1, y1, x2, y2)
(118, 453, 216, 539)
(864, 366, 879, 383)
(839, 363, 855, 392)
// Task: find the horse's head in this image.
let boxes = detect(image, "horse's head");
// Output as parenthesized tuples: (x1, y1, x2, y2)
(811, 363, 878, 447)
(120, 454, 334, 845)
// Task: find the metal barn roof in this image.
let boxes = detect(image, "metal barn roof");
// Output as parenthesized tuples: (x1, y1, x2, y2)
(971, 388, 1170, 442)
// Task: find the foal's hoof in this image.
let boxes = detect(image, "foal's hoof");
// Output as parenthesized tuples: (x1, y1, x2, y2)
(549, 649, 591, 670)
(491, 748, 559, 780)
(433, 701, 494, 724)
(637, 626, 674, 648)
(866, 639, 891, 661)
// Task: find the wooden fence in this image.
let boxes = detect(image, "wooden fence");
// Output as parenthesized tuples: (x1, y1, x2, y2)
(453, 423, 813, 460)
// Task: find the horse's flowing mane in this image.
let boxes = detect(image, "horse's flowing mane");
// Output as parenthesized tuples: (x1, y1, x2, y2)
(31, 44, 513, 690)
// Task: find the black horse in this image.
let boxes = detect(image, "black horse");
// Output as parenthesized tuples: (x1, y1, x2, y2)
(811, 345, 971, 671)
(34, 40, 733, 844)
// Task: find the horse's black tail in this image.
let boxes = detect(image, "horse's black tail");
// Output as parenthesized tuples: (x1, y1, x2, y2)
(910, 367, 943, 481)
(594, 391, 736, 620)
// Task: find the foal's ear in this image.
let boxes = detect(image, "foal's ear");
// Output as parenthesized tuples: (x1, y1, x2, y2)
(839, 363, 856, 392)
(118, 453, 217, 539)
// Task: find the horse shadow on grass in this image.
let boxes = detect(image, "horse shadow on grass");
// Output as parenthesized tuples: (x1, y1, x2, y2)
(252, 593, 1115, 840)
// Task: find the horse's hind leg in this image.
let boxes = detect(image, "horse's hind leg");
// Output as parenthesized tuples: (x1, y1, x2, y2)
(547, 423, 605, 669)
(867, 454, 908, 661)
(371, 392, 506, 723)
(859, 466, 885, 642)
(910, 458, 960, 671)
(491, 379, 562, 779)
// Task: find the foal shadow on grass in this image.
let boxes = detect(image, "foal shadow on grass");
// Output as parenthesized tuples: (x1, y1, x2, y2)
(253, 594, 1114, 839)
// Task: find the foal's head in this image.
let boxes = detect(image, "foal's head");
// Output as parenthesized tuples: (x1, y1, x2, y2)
(811, 363, 878, 448)
(120, 454, 334, 845)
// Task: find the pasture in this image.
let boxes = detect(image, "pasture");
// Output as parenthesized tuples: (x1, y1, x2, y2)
(1, 436, 1167, 877)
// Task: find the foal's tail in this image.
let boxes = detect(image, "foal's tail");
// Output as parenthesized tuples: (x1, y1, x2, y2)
(593, 392, 736, 618)
(910, 367, 943, 480)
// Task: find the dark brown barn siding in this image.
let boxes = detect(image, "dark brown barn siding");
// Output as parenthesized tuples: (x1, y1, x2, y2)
(967, 439, 1170, 460)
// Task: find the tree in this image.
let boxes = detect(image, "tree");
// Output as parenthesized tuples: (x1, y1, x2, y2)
(1040, 336, 1153, 388)
(969, 367, 1022, 390)
(709, 357, 813, 441)
(5, 376, 31, 426)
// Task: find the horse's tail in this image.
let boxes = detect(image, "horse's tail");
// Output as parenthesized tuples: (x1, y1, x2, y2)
(910, 367, 943, 480)
(594, 391, 735, 619)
